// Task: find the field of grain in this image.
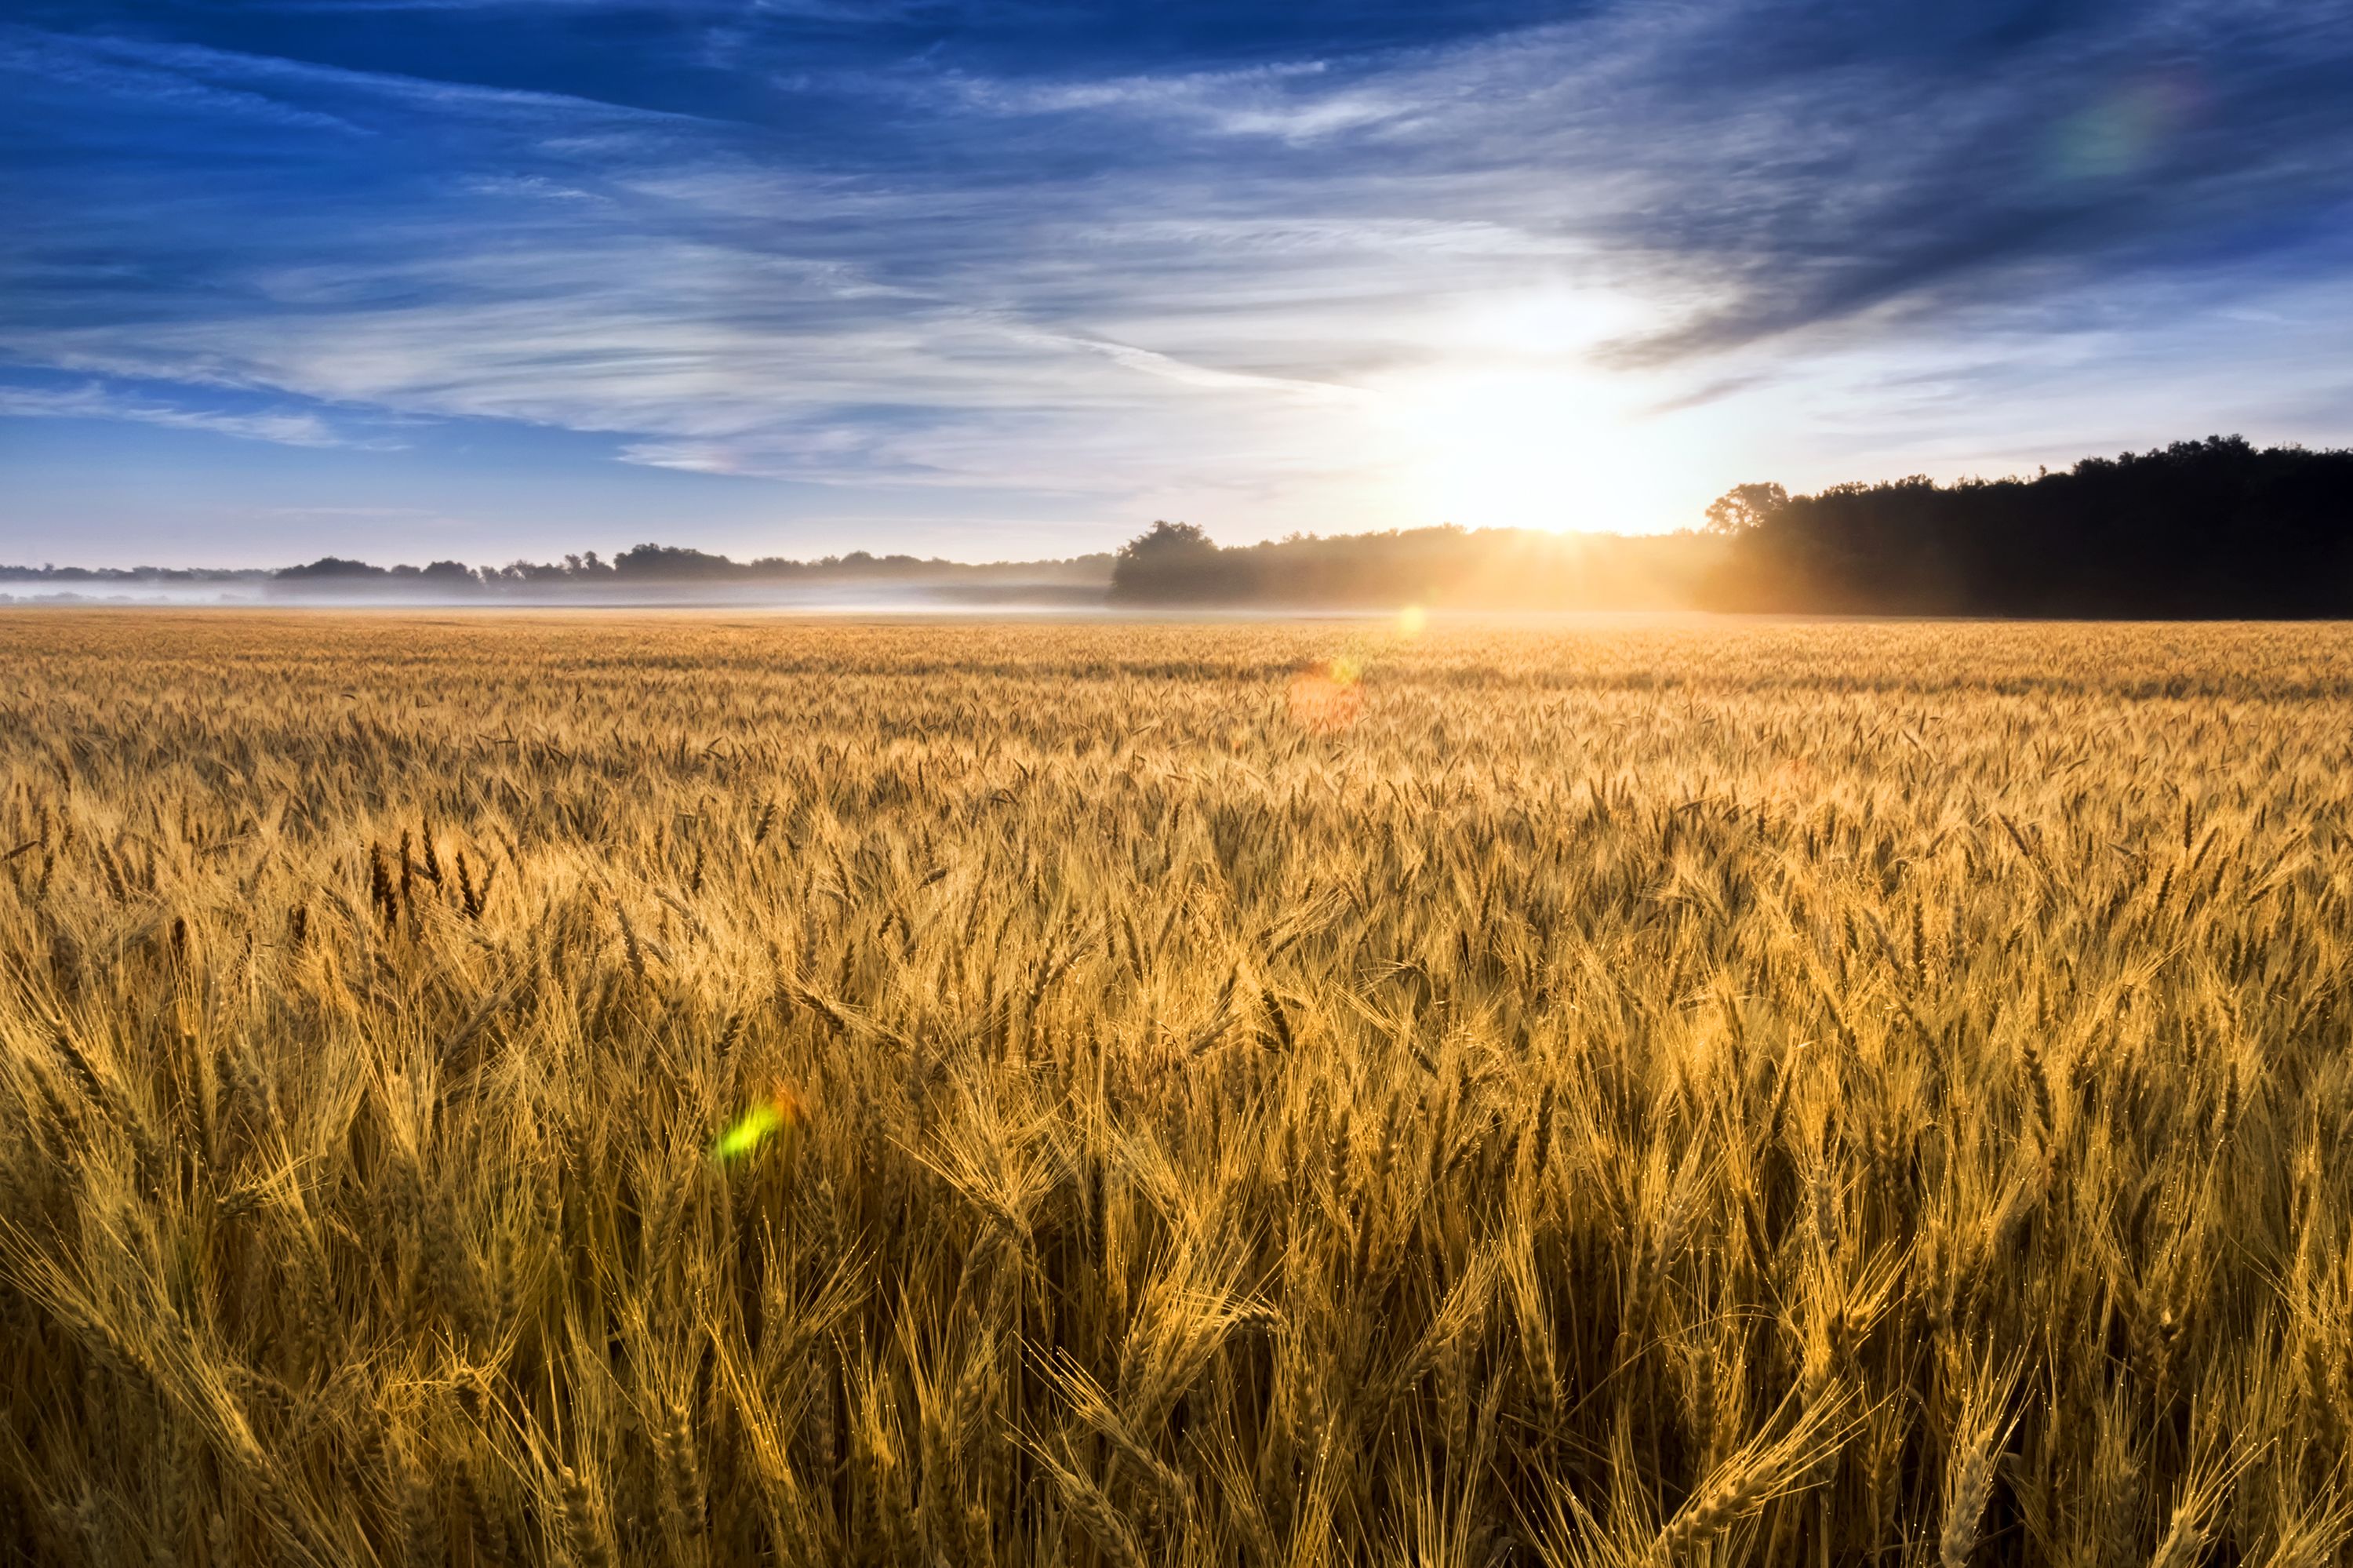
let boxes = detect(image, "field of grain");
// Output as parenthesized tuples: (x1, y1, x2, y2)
(4, 611, 2352, 1567)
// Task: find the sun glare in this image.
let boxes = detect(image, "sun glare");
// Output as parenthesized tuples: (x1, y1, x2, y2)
(1390, 368, 1699, 535)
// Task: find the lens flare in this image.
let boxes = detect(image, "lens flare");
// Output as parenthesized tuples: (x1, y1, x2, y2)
(713, 1082, 808, 1162)
(1280, 609, 1431, 733)
(2047, 71, 2198, 185)
(1286, 658, 1365, 733)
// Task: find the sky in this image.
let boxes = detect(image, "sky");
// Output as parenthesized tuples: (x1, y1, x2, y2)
(4, 1, 2353, 568)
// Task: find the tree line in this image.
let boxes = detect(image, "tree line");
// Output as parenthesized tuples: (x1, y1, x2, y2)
(1108, 522, 1726, 609)
(1709, 436, 2353, 615)
(270, 543, 1111, 592)
(1110, 437, 2353, 616)
(18, 436, 2348, 613)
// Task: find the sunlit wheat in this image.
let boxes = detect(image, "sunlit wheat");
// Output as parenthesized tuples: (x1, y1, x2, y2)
(3, 609, 2351, 1566)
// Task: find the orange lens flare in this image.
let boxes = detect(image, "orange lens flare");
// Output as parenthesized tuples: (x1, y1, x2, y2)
(1286, 658, 1365, 733)
(1281, 609, 1424, 733)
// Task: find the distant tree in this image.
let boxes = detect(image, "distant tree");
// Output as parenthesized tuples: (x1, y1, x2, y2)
(613, 544, 734, 579)
(1704, 482, 1788, 536)
(275, 556, 387, 580)
(1110, 521, 1227, 602)
(1118, 520, 1215, 560)
(420, 561, 475, 585)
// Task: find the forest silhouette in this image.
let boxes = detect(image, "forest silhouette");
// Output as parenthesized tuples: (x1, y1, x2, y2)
(1709, 436, 2353, 615)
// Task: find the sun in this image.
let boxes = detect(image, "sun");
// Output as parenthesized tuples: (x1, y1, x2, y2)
(1371, 280, 1729, 535)
(1389, 367, 1698, 534)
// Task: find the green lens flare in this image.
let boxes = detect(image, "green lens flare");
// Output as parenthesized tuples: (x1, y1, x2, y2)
(713, 1102, 784, 1161)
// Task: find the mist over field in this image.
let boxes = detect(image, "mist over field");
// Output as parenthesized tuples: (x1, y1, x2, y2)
(16, 435, 2353, 617)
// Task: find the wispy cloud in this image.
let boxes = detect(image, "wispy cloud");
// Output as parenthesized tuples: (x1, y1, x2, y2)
(0, 383, 373, 448)
(930, 58, 1424, 144)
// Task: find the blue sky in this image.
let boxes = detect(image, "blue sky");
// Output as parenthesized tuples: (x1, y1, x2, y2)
(5, 0, 2352, 566)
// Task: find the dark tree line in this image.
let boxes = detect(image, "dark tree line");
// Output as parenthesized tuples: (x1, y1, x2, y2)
(1709, 436, 2353, 615)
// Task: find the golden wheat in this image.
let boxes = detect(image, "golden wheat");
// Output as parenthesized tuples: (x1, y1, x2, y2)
(3, 609, 2352, 1566)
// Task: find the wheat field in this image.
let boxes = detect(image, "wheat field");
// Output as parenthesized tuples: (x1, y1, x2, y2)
(3, 610, 2351, 1567)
